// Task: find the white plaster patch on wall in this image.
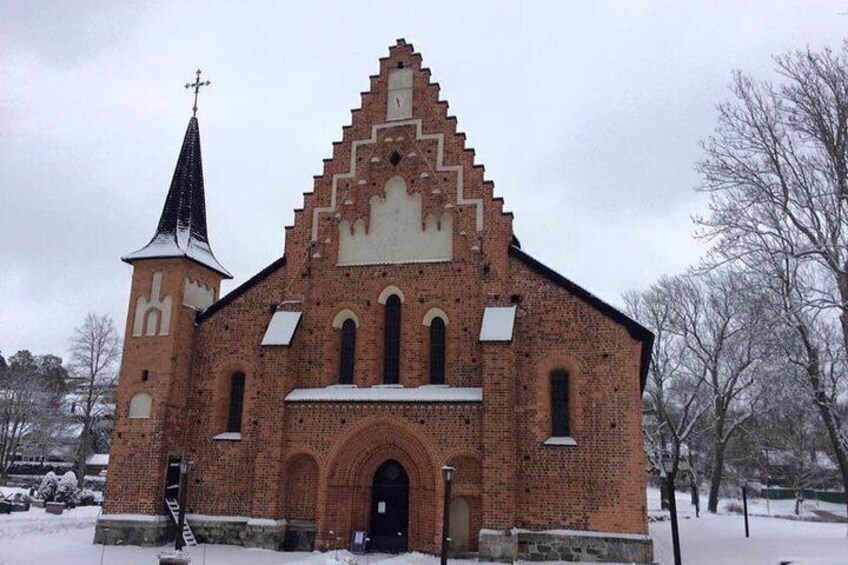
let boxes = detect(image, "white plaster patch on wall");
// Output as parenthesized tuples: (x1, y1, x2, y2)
(338, 176, 452, 266)
(310, 119, 483, 242)
(128, 392, 152, 419)
(132, 271, 172, 337)
(183, 277, 215, 311)
(387, 68, 413, 121)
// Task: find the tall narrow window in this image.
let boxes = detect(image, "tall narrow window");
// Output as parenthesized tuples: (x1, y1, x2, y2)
(429, 317, 446, 384)
(551, 370, 570, 437)
(383, 295, 401, 384)
(227, 372, 245, 433)
(339, 319, 356, 384)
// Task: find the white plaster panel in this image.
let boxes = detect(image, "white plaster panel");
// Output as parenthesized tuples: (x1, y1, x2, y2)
(183, 277, 216, 310)
(338, 177, 452, 266)
(128, 392, 152, 419)
(310, 119, 483, 241)
(387, 68, 413, 121)
(132, 272, 172, 337)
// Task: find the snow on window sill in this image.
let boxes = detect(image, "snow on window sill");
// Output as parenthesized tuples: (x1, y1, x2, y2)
(212, 432, 242, 441)
(544, 436, 577, 446)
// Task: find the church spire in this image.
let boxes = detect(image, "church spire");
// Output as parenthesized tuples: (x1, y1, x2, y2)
(122, 114, 231, 278)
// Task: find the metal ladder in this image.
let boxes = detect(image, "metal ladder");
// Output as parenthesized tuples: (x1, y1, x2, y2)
(165, 498, 197, 547)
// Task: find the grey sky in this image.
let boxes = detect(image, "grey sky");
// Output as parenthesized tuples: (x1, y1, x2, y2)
(1, 1, 846, 361)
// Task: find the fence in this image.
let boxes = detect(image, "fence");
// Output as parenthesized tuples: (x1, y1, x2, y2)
(760, 487, 846, 504)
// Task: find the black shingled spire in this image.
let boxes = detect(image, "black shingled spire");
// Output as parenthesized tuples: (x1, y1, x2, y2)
(122, 117, 231, 278)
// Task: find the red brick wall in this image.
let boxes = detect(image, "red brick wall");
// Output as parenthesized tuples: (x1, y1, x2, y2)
(104, 40, 649, 554)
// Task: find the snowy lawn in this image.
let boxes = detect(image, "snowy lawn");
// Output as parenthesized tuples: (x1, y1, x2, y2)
(649, 487, 848, 565)
(2, 487, 847, 565)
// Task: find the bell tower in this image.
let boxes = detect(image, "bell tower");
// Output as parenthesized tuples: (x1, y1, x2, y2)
(97, 74, 231, 544)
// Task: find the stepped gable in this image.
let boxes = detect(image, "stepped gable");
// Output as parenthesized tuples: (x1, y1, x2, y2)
(284, 39, 513, 273)
(123, 116, 231, 278)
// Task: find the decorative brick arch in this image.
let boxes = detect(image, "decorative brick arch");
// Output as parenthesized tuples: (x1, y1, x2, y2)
(211, 358, 255, 434)
(321, 416, 442, 553)
(444, 451, 482, 552)
(282, 450, 322, 521)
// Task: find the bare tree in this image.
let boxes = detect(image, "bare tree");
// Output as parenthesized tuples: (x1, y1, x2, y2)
(68, 313, 120, 483)
(625, 277, 708, 506)
(696, 42, 848, 517)
(0, 351, 64, 479)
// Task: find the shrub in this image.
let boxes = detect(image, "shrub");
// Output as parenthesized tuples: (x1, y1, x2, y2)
(724, 500, 743, 514)
(37, 472, 59, 502)
(55, 471, 79, 504)
(74, 488, 102, 507)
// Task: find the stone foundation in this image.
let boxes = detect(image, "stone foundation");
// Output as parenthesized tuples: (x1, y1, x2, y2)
(94, 514, 288, 551)
(94, 515, 170, 546)
(479, 528, 653, 563)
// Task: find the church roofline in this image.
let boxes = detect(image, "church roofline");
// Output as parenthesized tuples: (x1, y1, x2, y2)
(508, 245, 653, 390)
(195, 255, 287, 324)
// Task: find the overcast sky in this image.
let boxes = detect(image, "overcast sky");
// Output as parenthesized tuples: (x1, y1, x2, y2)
(1, 1, 846, 361)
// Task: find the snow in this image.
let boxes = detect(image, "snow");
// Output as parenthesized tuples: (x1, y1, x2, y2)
(85, 454, 109, 466)
(285, 385, 483, 403)
(212, 432, 242, 441)
(479, 306, 516, 342)
(649, 487, 848, 564)
(261, 311, 302, 346)
(542, 437, 577, 446)
(122, 232, 232, 279)
(3, 486, 846, 565)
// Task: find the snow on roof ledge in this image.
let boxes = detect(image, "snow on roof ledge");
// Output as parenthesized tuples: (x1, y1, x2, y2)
(285, 385, 483, 403)
(85, 454, 110, 466)
(479, 305, 516, 342)
(261, 311, 302, 346)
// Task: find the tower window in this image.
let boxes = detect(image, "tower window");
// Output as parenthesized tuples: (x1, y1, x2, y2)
(551, 370, 570, 437)
(339, 319, 356, 384)
(429, 317, 446, 384)
(227, 372, 245, 433)
(383, 295, 401, 384)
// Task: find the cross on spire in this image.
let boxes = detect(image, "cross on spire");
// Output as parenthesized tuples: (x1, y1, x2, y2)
(185, 69, 211, 117)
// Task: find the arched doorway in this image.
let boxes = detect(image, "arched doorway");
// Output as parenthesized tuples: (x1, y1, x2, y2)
(369, 459, 409, 553)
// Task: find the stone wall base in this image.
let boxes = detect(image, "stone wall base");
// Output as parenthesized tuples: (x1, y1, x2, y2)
(94, 515, 170, 546)
(94, 514, 288, 551)
(479, 528, 653, 564)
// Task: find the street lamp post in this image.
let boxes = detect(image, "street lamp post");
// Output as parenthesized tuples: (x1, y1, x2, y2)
(440, 465, 456, 565)
(175, 458, 191, 551)
(662, 460, 682, 565)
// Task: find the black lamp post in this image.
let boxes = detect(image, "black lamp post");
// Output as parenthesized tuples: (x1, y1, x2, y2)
(661, 460, 682, 565)
(440, 465, 456, 565)
(175, 458, 191, 551)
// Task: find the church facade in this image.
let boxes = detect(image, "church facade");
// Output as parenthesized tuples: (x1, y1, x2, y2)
(96, 41, 654, 563)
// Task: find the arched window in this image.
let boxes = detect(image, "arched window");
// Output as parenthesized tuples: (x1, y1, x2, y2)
(551, 370, 570, 437)
(339, 319, 356, 384)
(383, 295, 401, 384)
(429, 317, 446, 384)
(227, 372, 245, 433)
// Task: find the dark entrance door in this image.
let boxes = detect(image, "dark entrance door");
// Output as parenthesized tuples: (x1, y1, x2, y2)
(369, 460, 409, 553)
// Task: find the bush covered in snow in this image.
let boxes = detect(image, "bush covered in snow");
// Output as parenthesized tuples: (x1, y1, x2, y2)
(37, 472, 59, 501)
(74, 488, 103, 507)
(55, 471, 79, 504)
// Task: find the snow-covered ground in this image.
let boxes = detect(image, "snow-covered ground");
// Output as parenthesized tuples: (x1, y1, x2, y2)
(649, 487, 848, 565)
(1, 486, 846, 564)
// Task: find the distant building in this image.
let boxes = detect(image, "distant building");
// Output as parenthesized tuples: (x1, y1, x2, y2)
(96, 40, 654, 563)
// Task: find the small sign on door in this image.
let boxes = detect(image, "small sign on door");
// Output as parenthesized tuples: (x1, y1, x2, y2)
(377, 501, 386, 514)
(350, 531, 367, 554)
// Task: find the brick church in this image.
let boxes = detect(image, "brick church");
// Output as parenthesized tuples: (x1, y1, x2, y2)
(96, 40, 654, 563)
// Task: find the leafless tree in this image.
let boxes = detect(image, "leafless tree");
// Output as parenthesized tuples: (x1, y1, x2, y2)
(0, 351, 64, 479)
(68, 313, 120, 482)
(696, 42, 848, 517)
(625, 278, 708, 506)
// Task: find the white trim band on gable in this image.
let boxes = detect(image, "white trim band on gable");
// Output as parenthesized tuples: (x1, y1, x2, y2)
(479, 306, 517, 342)
(285, 385, 482, 403)
(261, 312, 302, 346)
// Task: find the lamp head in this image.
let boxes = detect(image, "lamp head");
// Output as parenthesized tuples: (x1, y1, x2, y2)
(441, 465, 457, 483)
